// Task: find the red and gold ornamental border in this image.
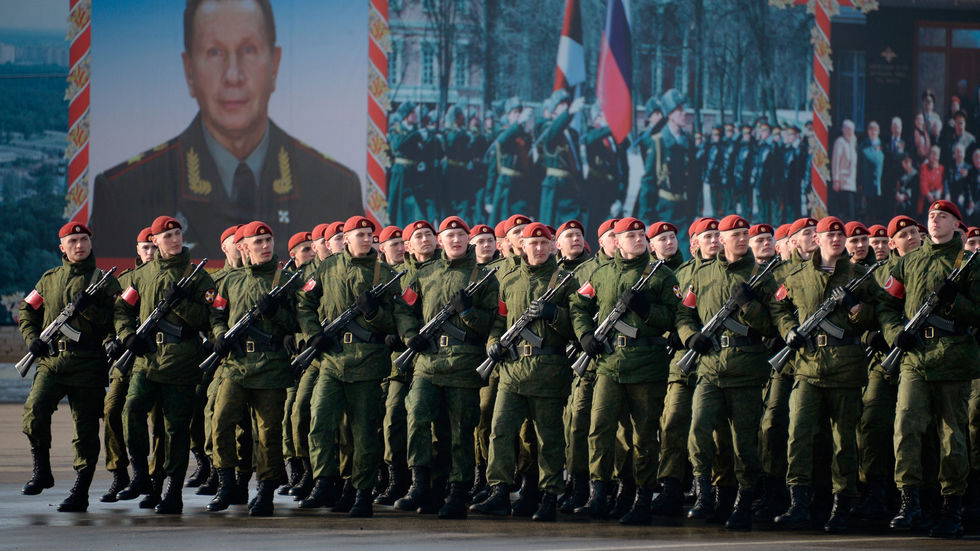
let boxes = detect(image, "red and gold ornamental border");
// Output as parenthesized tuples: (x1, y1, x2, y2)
(367, 0, 392, 226)
(66, 0, 91, 224)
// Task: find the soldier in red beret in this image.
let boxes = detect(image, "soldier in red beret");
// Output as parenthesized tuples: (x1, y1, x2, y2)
(965, 227, 980, 252)
(493, 221, 511, 258)
(555, 220, 588, 270)
(844, 221, 872, 265)
(469, 224, 498, 266)
(748, 224, 776, 264)
(288, 232, 315, 270)
(868, 224, 890, 261)
(648, 222, 684, 269)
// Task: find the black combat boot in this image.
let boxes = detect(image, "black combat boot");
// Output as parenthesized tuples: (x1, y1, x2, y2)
(574, 480, 610, 519)
(375, 464, 408, 505)
(532, 492, 558, 522)
(22, 447, 55, 496)
(708, 486, 736, 523)
(298, 476, 339, 508)
(116, 456, 151, 500)
(280, 458, 302, 495)
(207, 468, 238, 512)
(185, 448, 210, 488)
(557, 478, 574, 510)
(196, 467, 219, 496)
(609, 478, 636, 519)
(890, 487, 923, 531)
(471, 465, 488, 501)
(850, 475, 889, 520)
(231, 470, 251, 505)
(773, 485, 812, 530)
(100, 468, 130, 503)
(418, 474, 446, 514)
(620, 486, 654, 525)
(349, 487, 374, 518)
(438, 482, 469, 519)
(290, 458, 314, 500)
(248, 480, 276, 517)
(686, 476, 714, 520)
(752, 475, 788, 523)
(57, 466, 95, 512)
(155, 474, 184, 514)
(511, 470, 541, 517)
(138, 473, 165, 509)
(374, 466, 389, 499)
(394, 466, 430, 512)
(823, 493, 850, 533)
(928, 495, 964, 539)
(471, 475, 493, 505)
(650, 477, 684, 517)
(330, 479, 355, 513)
(919, 487, 941, 530)
(725, 488, 754, 531)
(469, 484, 511, 516)
(560, 473, 590, 514)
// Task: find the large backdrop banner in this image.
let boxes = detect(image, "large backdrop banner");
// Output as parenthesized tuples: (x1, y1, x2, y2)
(85, 0, 371, 261)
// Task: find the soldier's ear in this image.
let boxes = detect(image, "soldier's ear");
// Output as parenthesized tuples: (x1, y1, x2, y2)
(181, 51, 197, 99)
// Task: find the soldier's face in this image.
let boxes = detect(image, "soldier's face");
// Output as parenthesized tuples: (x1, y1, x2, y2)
(870, 237, 890, 260)
(615, 230, 648, 259)
(721, 229, 749, 258)
(410, 228, 436, 257)
(220, 235, 238, 263)
(556, 229, 585, 259)
(246, 234, 274, 264)
(152, 228, 184, 258)
(496, 237, 512, 257)
(749, 234, 774, 261)
(845, 235, 869, 260)
(344, 228, 374, 257)
(598, 231, 617, 257)
(312, 238, 329, 260)
(380, 239, 405, 264)
(521, 237, 551, 266)
(137, 241, 158, 263)
(927, 210, 957, 243)
(182, 0, 281, 146)
(438, 228, 469, 259)
(651, 232, 678, 259)
(966, 236, 980, 252)
(668, 108, 684, 126)
(328, 233, 345, 254)
(697, 230, 720, 258)
(792, 227, 817, 254)
(471, 235, 496, 263)
(817, 231, 846, 259)
(291, 241, 315, 266)
(507, 226, 526, 253)
(59, 233, 92, 263)
(890, 226, 921, 255)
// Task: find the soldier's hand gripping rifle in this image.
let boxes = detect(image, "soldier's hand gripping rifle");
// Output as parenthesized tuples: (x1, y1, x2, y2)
(199, 270, 304, 377)
(15, 267, 118, 377)
(769, 259, 886, 374)
(290, 270, 406, 377)
(678, 257, 780, 376)
(570, 260, 665, 377)
(393, 267, 498, 373)
(881, 251, 976, 377)
(111, 259, 208, 376)
(475, 272, 574, 380)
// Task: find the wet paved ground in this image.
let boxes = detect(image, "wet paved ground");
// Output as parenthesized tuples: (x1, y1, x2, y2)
(1, 403, 977, 550)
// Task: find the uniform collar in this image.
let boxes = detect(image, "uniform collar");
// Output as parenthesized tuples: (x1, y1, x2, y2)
(925, 234, 964, 255)
(522, 254, 557, 277)
(156, 247, 191, 268)
(65, 252, 96, 275)
(344, 247, 380, 266)
(614, 250, 650, 269)
(201, 117, 271, 199)
(441, 247, 475, 268)
(718, 250, 755, 271)
(248, 255, 280, 276)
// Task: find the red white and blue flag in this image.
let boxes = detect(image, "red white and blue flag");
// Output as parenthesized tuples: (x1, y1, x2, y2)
(554, 0, 585, 92)
(597, 0, 632, 144)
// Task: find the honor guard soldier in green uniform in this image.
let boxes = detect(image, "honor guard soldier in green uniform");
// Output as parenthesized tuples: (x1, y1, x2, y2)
(207, 221, 301, 516)
(297, 215, 402, 518)
(20, 222, 121, 512)
(770, 216, 899, 533)
(868, 224, 891, 261)
(656, 90, 695, 234)
(570, 218, 681, 525)
(648, 221, 685, 269)
(633, 97, 665, 221)
(470, 224, 499, 266)
(101, 226, 157, 503)
(880, 201, 980, 538)
(844, 222, 874, 266)
(387, 103, 424, 227)
(555, 220, 589, 271)
(470, 223, 578, 522)
(583, 105, 629, 224)
(537, 91, 585, 227)
(490, 99, 534, 220)
(442, 106, 475, 219)
(677, 214, 781, 531)
(748, 224, 777, 264)
(115, 215, 216, 514)
(394, 216, 499, 519)
(732, 125, 756, 218)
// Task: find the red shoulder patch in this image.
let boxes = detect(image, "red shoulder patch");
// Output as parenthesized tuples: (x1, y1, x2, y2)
(24, 290, 43, 310)
(402, 286, 418, 306)
(212, 293, 227, 311)
(775, 284, 788, 301)
(682, 287, 697, 308)
(497, 299, 508, 316)
(302, 278, 317, 292)
(883, 276, 905, 299)
(121, 286, 139, 306)
(577, 281, 596, 299)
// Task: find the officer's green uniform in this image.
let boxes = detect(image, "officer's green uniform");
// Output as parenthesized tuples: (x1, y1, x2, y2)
(538, 111, 582, 227)
(881, 235, 980, 496)
(285, 258, 318, 466)
(211, 255, 300, 482)
(387, 120, 425, 227)
(475, 254, 513, 475)
(490, 121, 533, 220)
(486, 256, 578, 495)
(116, 247, 215, 481)
(297, 248, 401, 490)
(21, 253, 120, 473)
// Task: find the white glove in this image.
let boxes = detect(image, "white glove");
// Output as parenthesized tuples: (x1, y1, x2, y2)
(569, 97, 586, 115)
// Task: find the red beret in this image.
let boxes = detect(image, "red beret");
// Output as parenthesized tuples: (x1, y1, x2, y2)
(816, 216, 845, 234)
(343, 215, 376, 233)
(546, 225, 557, 236)
(288, 231, 312, 251)
(597, 218, 619, 238)
(404, 220, 435, 239)
(138, 227, 154, 243)
(378, 225, 403, 243)
(220, 225, 239, 244)
(233, 225, 246, 243)
(150, 215, 182, 235)
(556, 219, 585, 237)
(774, 224, 792, 241)
(469, 224, 494, 239)
(916, 222, 927, 233)
(749, 223, 774, 237)
(868, 224, 888, 238)
(688, 218, 704, 238)
(718, 214, 749, 232)
(614, 217, 646, 234)
(647, 221, 678, 239)
(59, 222, 92, 238)
(693, 217, 720, 235)
(241, 220, 273, 238)
(324, 221, 346, 239)
(505, 214, 532, 233)
(844, 221, 869, 237)
(493, 221, 507, 238)
(522, 222, 553, 240)
(929, 199, 962, 220)
(789, 217, 817, 236)
(887, 215, 917, 237)
(311, 223, 330, 240)
(967, 227, 980, 239)
(439, 216, 470, 234)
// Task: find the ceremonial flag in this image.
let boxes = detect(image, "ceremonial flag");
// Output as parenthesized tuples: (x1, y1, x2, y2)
(554, 0, 585, 91)
(597, 0, 632, 144)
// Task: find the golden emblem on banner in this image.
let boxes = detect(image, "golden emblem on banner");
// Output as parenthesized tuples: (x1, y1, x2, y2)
(186, 148, 212, 196)
(273, 147, 292, 195)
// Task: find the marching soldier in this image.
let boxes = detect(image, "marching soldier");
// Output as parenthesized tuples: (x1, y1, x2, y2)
(583, 105, 629, 224)
(781, 126, 806, 223)
(868, 224, 891, 261)
(470, 224, 499, 266)
(706, 126, 725, 217)
(555, 220, 589, 271)
(844, 222, 873, 265)
(752, 123, 776, 222)
(733, 124, 755, 217)
(647, 221, 685, 269)
(718, 123, 738, 216)
(490, 98, 534, 221)
(650, 90, 695, 235)
(20, 222, 121, 512)
(748, 224, 776, 264)
(537, 91, 585, 227)
(442, 106, 473, 220)
(469, 115, 492, 225)
(388, 103, 425, 227)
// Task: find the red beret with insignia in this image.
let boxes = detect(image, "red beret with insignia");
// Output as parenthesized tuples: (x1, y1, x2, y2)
(469, 224, 494, 239)
(150, 215, 182, 235)
(556, 219, 585, 238)
(493, 221, 507, 238)
(324, 221, 346, 239)
(718, 215, 749, 232)
(774, 224, 792, 241)
(505, 214, 532, 233)
(789, 217, 817, 236)
(219, 225, 239, 244)
(868, 224, 887, 238)
(968, 227, 980, 239)
(844, 221, 869, 237)
(241, 220, 273, 238)
(311, 223, 330, 240)
(613, 217, 645, 234)
(288, 231, 312, 251)
(647, 221, 678, 239)
(404, 220, 435, 239)
(522, 222, 553, 240)
(138, 227, 155, 243)
(693, 217, 719, 235)
(929, 199, 961, 220)
(59, 222, 92, 238)
(749, 223, 773, 237)
(378, 225, 403, 243)
(887, 215, 917, 237)
(233, 225, 246, 243)
(439, 216, 470, 234)
(816, 216, 845, 234)
(343, 216, 375, 233)
(597, 218, 619, 239)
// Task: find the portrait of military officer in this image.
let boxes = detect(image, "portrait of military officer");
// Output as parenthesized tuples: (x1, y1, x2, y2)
(90, 0, 362, 260)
